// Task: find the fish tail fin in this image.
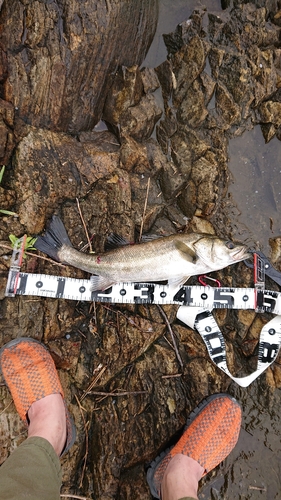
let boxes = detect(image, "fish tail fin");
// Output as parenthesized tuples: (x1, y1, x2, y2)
(34, 215, 73, 261)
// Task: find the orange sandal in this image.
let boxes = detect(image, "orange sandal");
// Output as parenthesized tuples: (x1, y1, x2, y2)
(147, 393, 242, 499)
(0, 337, 76, 456)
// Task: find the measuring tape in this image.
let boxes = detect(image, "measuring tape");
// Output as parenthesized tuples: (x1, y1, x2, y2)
(4, 238, 281, 387)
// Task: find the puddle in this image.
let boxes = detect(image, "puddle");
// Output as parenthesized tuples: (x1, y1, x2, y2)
(227, 126, 281, 254)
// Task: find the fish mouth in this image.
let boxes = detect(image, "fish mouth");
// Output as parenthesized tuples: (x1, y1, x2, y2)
(232, 246, 251, 261)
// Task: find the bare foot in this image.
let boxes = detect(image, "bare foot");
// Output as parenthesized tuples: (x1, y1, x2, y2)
(27, 393, 67, 456)
(161, 453, 204, 500)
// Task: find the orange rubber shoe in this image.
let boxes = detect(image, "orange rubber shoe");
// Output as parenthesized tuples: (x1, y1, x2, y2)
(0, 337, 76, 456)
(147, 393, 242, 499)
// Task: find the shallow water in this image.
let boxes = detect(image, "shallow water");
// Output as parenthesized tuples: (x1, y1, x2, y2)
(227, 126, 281, 254)
(144, 1, 281, 499)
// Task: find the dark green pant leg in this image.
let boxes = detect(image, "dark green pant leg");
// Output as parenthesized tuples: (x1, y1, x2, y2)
(0, 436, 62, 500)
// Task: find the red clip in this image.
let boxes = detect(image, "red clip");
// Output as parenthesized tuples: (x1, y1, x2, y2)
(198, 275, 221, 287)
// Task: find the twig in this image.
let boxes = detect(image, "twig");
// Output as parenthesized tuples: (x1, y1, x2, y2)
(139, 177, 150, 242)
(80, 365, 107, 402)
(156, 304, 183, 370)
(74, 395, 89, 489)
(88, 390, 147, 397)
(61, 495, 92, 500)
(249, 486, 266, 491)
(161, 374, 182, 378)
(76, 198, 92, 253)
(0, 400, 13, 415)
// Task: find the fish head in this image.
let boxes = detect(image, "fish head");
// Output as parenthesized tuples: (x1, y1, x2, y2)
(192, 235, 251, 270)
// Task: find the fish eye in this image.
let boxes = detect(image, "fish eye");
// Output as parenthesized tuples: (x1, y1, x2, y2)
(225, 241, 235, 249)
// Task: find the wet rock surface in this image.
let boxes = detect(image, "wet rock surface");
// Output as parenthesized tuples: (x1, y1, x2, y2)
(0, 0, 158, 134)
(1, 1, 281, 499)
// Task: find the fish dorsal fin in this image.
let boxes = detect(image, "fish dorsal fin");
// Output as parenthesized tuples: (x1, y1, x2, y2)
(174, 240, 197, 263)
(105, 233, 163, 250)
(105, 233, 132, 251)
(140, 234, 164, 242)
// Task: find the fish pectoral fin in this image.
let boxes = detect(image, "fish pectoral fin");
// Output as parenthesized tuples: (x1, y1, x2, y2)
(90, 275, 115, 292)
(168, 276, 191, 289)
(174, 240, 197, 263)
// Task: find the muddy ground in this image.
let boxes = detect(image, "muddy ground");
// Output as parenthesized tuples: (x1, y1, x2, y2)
(0, 1, 281, 499)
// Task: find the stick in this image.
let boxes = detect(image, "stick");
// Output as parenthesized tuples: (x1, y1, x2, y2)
(249, 486, 266, 491)
(88, 390, 147, 397)
(139, 177, 150, 242)
(76, 198, 93, 253)
(0, 400, 12, 415)
(74, 395, 89, 489)
(156, 304, 184, 369)
(80, 365, 107, 402)
(61, 495, 92, 500)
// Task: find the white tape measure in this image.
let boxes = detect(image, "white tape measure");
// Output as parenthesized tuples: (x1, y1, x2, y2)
(5, 237, 281, 387)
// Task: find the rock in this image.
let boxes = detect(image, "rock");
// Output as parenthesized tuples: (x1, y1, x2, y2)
(258, 101, 281, 127)
(176, 181, 197, 219)
(269, 236, 281, 269)
(0, 98, 14, 164)
(175, 126, 209, 160)
(0, 0, 158, 133)
(103, 66, 144, 126)
(119, 135, 151, 173)
(140, 67, 160, 94)
(208, 47, 225, 79)
(200, 71, 216, 106)
(0, 186, 16, 213)
(130, 174, 164, 232)
(172, 35, 208, 106)
(156, 107, 178, 155)
(215, 83, 241, 128)
(177, 78, 209, 127)
(163, 12, 205, 55)
(11, 128, 124, 233)
(78, 130, 120, 153)
(188, 216, 216, 234)
(158, 160, 186, 202)
(120, 94, 163, 142)
(170, 130, 192, 177)
(155, 60, 175, 103)
(249, 46, 278, 106)
(189, 152, 220, 216)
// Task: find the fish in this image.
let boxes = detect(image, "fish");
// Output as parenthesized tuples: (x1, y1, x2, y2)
(34, 215, 251, 291)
